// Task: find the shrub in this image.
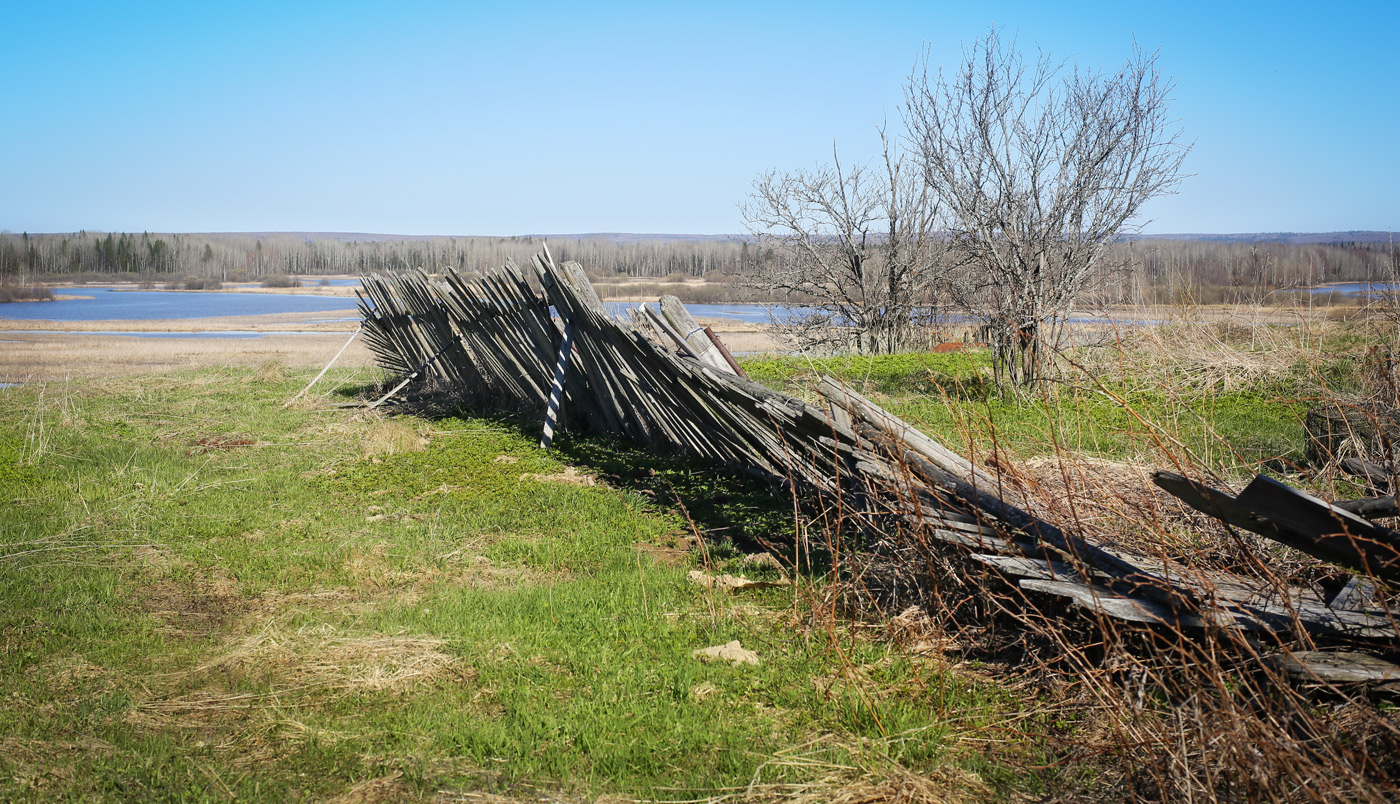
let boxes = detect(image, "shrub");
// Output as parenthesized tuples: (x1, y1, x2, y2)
(172, 276, 223, 290)
(0, 284, 53, 302)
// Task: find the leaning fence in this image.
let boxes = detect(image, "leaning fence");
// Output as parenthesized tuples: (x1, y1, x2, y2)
(353, 247, 1400, 687)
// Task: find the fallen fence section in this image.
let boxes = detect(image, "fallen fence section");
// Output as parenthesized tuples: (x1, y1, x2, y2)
(356, 248, 1400, 684)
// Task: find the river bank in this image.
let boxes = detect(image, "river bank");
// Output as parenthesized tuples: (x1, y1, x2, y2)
(0, 311, 780, 383)
(0, 284, 1339, 385)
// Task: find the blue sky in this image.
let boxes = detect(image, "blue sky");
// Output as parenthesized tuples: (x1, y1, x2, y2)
(3, 1, 1396, 236)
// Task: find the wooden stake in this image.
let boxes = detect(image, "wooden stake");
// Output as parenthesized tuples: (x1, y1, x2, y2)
(285, 323, 363, 407)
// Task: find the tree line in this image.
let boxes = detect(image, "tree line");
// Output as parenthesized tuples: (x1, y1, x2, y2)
(0, 231, 755, 284)
(2, 229, 1392, 297)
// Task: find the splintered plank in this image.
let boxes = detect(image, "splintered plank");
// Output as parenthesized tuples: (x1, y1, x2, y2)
(659, 295, 734, 375)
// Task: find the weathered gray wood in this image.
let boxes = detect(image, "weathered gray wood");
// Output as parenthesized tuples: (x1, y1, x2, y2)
(817, 377, 990, 487)
(1235, 475, 1400, 586)
(1341, 457, 1393, 488)
(1335, 494, 1400, 520)
(860, 421, 1194, 607)
(1020, 579, 1212, 628)
(365, 334, 463, 410)
(1273, 650, 1400, 683)
(660, 295, 734, 374)
(703, 326, 749, 379)
(927, 530, 1017, 553)
(643, 304, 700, 358)
(971, 554, 1080, 580)
(1327, 575, 1378, 611)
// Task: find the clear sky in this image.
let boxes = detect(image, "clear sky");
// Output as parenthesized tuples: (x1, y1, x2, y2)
(3, 1, 1396, 236)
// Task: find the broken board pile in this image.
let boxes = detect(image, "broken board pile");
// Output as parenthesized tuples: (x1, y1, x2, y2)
(355, 248, 1400, 686)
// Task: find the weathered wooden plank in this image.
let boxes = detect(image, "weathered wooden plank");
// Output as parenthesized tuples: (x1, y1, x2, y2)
(1246, 597, 1398, 640)
(1335, 494, 1400, 520)
(539, 320, 575, 450)
(659, 295, 734, 374)
(971, 553, 1079, 580)
(859, 421, 1196, 608)
(1328, 575, 1378, 611)
(364, 334, 463, 410)
(817, 377, 989, 486)
(1273, 651, 1400, 683)
(1340, 457, 1393, 488)
(1019, 579, 1212, 628)
(1234, 475, 1400, 586)
(703, 326, 749, 379)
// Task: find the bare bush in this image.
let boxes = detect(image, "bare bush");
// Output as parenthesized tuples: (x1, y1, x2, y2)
(905, 30, 1191, 386)
(741, 127, 950, 354)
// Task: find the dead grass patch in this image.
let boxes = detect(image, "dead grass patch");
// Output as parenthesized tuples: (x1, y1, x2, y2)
(634, 540, 692, 567)
(252, 360, 289, 384)
(325, 773, 417, 804)
(518, 466, 596, 487)
(188, 621, 467, 696)
(361, 418, 429, 457)
(1015, 454, 1206, 549)
(37, 654, 111, 693)
(713, 738, 994, 804)
(188, 434, 257, 453)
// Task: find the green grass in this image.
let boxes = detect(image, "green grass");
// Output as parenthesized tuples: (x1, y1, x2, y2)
(741, 349, 1312, 475)
(0, 367, 1017, 802)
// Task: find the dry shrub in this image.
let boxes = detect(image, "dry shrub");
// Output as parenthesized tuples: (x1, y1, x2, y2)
(1087, 319, 1307, 395)
(816, 317, 1400, 802)
(1008, 454, 1284, 573)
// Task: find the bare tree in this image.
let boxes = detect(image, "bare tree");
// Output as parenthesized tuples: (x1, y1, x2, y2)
(905, 30, 1190, 386)
(740, 127, 948, 354)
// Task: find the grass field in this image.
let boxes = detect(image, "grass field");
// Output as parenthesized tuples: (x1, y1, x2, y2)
(2, 313, 1391, 802)
(0, 365, 1022, 803)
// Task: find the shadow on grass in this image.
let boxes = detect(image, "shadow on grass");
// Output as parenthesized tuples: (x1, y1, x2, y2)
(375, 382, 801, 561)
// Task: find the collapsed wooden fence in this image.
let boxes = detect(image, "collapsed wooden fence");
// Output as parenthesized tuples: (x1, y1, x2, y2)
(353, 247, 1400, 685)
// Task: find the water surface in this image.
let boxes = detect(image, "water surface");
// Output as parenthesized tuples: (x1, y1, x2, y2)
(0, 287, 361, 321)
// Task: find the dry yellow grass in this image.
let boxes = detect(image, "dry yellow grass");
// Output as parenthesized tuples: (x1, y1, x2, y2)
(0, 308, 783, 383)
(0, 330, 377, 383)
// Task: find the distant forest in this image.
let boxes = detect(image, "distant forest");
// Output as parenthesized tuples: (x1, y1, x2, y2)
(1, 229, 1396, 305)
